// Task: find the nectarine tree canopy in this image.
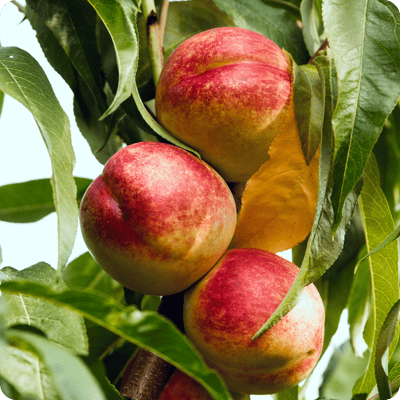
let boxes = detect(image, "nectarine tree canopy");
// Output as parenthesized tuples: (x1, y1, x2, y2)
(0, 0, 400, 399)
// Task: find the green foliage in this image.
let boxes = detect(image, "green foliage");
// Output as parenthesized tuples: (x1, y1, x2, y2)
(0, 0, 400, 399)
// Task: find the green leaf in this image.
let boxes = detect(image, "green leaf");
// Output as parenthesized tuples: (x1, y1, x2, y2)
(253, 54, 361, 339)
(0, 90, 4, 116)
(319, 340, 369, 400)
(63, 252, 124, 302)
(293, 63, 324, 164)
(322, 0, 400, 231)
(5, 329, 108, 400)
(0, 263, 88, 355)
(348, 246, 372, 358)
(0, 280, 232, 400)
(300, 0, 324, 56)
(375, 299, 400, 399)
(24, 2, 123, 164)
(353, 154, 400, 397)
(0, 343, 61, 400)
(211, 0, 309, 64)
(389, 362, 400, 383)
(0, 47, 77, 271)
(26, 0, 107, 113)
(374, 101, 400, 226)
(276, 384, 299, 399)
(86, 0, 140, 119)
(0, 177, 91, 223)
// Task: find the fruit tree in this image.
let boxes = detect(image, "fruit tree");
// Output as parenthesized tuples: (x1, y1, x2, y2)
(0, 0, 400, 399)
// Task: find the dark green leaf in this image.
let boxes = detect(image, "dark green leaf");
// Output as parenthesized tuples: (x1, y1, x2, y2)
(0, 177, 91, 223)
(6, 330, 107, 400)
(26, 0, 107, 113)
(63, 252, 124, 302)
(374, 101, 400, 226)
(253, 54, 361, 339)
(0, 47, 77, 270)
(0, 281, 232, 400)
(375, 299, 400, 399)
(293, 63, 324, 163)
(212, 0, 309, 64)
(0, 263, 88, 355)
(353, 154, 399, 397)
(319, 340, 369, 400)
(300, 0, 325, 56)
(0, 90, 4, 116)
(322, 0, 400, 231)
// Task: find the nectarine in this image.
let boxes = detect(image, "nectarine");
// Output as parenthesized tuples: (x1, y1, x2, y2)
(159, 369, 249, 400)
(155, 27, 293, 182)
(183, 248, 325, 394)
(80, 142, 237, 295)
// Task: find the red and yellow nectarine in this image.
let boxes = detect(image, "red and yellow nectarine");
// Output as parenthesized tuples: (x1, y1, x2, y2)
(80, 142, 237, 295)
(183, 248, 325, 394)
(155, 27, 293, 182)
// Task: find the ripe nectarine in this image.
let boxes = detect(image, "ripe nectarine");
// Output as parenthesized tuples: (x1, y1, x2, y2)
(80, 142, 237, 295)
(155, 27, 293, 182)
(183, 248, 325, 394)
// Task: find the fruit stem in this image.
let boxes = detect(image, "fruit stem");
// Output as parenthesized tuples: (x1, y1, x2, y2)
(142, 0, 165, 86)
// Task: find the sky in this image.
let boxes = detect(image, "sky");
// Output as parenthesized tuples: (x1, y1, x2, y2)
(0, 0, 390, 399)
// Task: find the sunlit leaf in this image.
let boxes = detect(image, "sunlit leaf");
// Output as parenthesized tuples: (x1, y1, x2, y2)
(0, 263, 88, 355)
(5, 329, 108, 400)
(0, 177, 91, 223)
(375, 299, 400, 399)
(234, 90, 319, 253)
(353, 154, 400, 397)
(0, 47, 77, 271)
(323, 0, 400, 231)
(300, 0, 325, 56)
(0, 280, 232, 400)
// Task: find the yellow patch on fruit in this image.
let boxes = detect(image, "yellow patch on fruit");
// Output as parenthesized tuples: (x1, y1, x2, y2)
(234, 92, 319, 253)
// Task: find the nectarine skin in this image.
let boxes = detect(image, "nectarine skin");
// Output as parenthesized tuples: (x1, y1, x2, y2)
(156, 27, 292, 182)
(80, 142, 237, 295)
(183, 248, 325, 394)
(159, 370, 249, 400)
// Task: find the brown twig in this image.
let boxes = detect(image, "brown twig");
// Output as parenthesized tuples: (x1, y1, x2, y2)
(308, 38, 330, 64)
(119, 293, 185, 399)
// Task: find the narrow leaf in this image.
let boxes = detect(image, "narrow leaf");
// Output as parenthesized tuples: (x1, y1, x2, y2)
(0, 281, 232, 400)
(0, 263, 88, 355)
(353, 154, 400, 397)
(300, 0, 325, 56)
(0, 177, 91, 223)
(0, 343, 61, 400)
(0, 46, 77, 271)
(212, 0, 309, 64)
(293, 63, 324, 163)
(375, 299, 400, 399)
(6, 330, 107, 400)
(322, 0, 400, 231)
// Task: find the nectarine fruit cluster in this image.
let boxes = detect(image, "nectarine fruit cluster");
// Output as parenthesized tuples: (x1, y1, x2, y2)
(79, 27, 324, 396)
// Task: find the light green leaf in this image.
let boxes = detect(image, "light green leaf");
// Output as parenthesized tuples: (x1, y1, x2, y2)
(375, 299, 400, 399)
(353, 154, 400, 397)
(0, 177, 91, 223)
(212, 0, 309, 64)
(0, 280, 232, 400)
(322, 0, 400, 231)
(0, 46, 77, 271)
(5, 329, 107, 400)
(276, 384, 299, 399)
(0, 263, 88, 355)
(0, 343, 61, 400)
(300, 0, 324, 56)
